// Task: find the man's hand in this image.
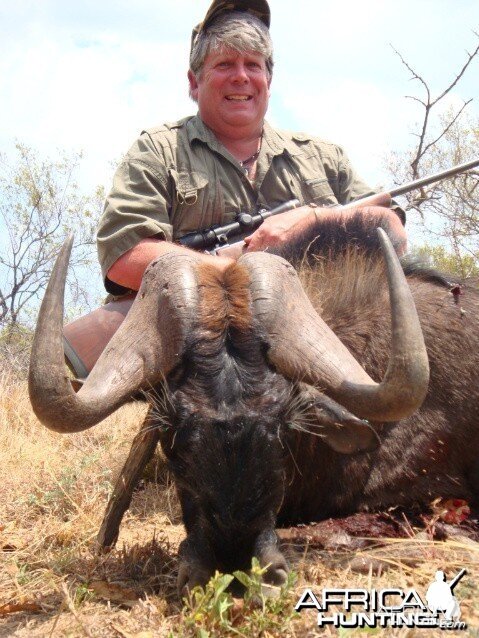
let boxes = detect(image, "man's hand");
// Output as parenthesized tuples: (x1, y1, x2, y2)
(243, 205, 317, 252)
(213, 242, 246, 260)
(243, 203, 407, 256)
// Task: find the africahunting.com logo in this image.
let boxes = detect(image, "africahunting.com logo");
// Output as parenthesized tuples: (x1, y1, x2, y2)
(295, 569, 467, 630)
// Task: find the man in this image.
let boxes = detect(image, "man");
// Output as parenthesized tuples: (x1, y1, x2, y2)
(97, 0, 406, 295)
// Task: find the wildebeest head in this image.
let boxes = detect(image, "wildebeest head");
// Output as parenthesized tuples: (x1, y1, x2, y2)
(29, 231, 429, 591)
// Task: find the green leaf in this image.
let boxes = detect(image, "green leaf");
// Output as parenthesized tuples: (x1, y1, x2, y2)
(213, 596, 232, 621)
(233, 569, 253, 588)
(212, 573, 234, 599)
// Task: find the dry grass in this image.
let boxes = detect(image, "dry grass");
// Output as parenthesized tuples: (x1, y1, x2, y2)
(1, 374, 478, 637)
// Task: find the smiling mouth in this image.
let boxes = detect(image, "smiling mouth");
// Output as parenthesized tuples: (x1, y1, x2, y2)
(225, 95, 253, 101)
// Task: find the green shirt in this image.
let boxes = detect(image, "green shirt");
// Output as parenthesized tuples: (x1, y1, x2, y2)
(97, 115, 380, 292)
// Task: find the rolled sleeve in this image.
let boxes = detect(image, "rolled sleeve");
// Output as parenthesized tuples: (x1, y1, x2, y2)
(97, 138, 173, 283)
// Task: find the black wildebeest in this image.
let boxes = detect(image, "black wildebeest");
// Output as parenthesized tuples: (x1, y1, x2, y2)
(29, 214, 479, 594)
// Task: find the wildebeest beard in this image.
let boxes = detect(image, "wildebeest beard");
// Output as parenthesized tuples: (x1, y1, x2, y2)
(154, 263, 292, 584)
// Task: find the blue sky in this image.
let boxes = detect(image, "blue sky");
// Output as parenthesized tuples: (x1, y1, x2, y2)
(1, 1, 478, 207)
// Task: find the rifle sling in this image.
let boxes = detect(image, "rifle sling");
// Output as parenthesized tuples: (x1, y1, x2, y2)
(63, 334, 89, 381)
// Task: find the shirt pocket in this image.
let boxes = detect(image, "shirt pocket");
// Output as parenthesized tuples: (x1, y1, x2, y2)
(170, 170, 210, 237)
(303, 177, 338, 206)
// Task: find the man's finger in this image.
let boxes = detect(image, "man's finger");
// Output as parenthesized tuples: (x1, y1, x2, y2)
(214, 242, 245, 259)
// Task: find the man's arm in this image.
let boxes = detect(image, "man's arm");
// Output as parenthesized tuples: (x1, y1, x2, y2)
(108, 203, 407, 291)
(243, 205, 407, 256)
(107, 237, 235, 291)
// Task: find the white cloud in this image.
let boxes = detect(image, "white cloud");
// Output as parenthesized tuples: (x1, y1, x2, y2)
(0, 26, 194, 189)
(271, 78, 405, 185)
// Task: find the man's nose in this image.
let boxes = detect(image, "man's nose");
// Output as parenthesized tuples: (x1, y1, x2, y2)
(231, 62, 249, 83)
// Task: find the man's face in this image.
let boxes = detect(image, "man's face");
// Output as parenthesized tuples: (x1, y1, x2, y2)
(188, 47, 271, 139)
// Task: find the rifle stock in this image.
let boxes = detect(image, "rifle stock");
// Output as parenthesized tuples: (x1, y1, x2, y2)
(63, 293, 135, 380)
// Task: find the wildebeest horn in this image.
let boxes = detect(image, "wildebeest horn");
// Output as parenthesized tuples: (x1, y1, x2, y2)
(239, 229, 429, 421)
(29, 237, 200, 432)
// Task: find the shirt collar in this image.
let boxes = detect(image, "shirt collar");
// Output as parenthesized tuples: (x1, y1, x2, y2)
(262, 121, 305, 157)
(186, 114, 224, 152)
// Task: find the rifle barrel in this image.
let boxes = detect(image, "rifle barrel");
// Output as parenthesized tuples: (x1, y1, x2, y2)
(390, 158, 479, 198)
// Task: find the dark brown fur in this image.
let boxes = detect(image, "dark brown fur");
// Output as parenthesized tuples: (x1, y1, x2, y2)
(277, 244, 479, 523)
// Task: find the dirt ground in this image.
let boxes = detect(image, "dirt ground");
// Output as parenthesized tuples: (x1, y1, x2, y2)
(1, 379, 478, 637)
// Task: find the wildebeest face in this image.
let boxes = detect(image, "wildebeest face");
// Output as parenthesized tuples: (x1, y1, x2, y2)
(158, 378, 291, 590)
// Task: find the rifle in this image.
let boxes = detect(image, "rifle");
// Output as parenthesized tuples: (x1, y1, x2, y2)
(179, 199, 301, 254)
(63, 158, 479, 381)
(181, 157, 479, 254)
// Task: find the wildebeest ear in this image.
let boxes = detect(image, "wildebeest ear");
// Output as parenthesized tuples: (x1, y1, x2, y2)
(292, 387, 380, 454)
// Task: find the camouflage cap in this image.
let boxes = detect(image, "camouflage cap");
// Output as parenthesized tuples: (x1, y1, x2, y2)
(191, 0, 271, 54)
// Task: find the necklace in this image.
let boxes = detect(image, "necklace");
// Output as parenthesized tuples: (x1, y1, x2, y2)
(239, 137, 262, 175)
(239, 149, 261, 167)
